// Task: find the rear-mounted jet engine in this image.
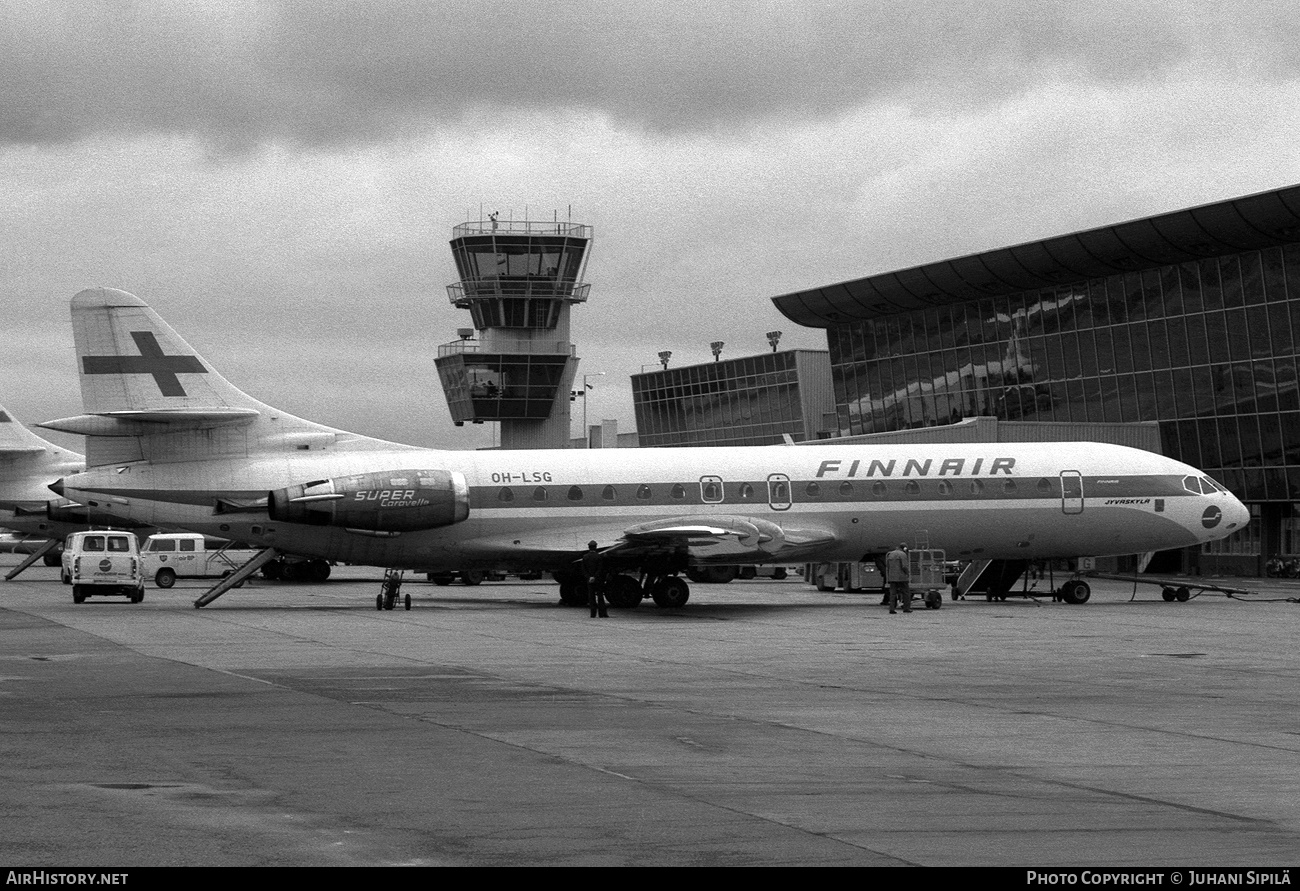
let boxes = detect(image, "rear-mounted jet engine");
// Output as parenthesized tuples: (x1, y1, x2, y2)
(268, 469, 470, 533)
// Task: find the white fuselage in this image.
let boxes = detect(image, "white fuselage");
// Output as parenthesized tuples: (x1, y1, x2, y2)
(58, 440, 1251, 572)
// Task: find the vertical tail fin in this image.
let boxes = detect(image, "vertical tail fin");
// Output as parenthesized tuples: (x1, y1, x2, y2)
(42, 288, 386, 468)
(71, 287, 264, 416)
(0, 403, 84, 506)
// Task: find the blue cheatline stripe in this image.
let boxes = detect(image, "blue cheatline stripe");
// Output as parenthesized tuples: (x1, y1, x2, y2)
(469, 475, 1197, 510)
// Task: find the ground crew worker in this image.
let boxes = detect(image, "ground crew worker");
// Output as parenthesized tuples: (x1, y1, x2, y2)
(885, 542, 912, 614)
(581, 540, 608, 618)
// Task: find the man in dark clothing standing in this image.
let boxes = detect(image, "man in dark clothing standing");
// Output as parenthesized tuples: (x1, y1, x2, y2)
(885, 542, 912, 614)
(581, 540, 608, 618)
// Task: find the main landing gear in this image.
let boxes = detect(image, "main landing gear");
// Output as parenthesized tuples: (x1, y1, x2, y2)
(376, 569, 410, 611)
(554, 568, 693, 610)
(1056, 578, 1092, 604)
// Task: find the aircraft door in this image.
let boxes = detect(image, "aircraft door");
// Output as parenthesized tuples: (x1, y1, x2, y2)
(699, 476, 724, 504)
(767, 473, 792, 511)
(1061, 470, 1084, 515)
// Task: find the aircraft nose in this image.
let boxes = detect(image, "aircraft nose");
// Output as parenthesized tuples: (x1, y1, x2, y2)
(1223, 493, 1251, 531)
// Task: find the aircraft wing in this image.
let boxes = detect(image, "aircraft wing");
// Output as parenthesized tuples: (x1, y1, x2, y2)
(460, 514, 838, 568)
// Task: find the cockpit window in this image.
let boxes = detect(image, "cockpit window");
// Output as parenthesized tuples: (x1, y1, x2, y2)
(1183, 476, 1205, 495)
(1202, 476, 1227, 493)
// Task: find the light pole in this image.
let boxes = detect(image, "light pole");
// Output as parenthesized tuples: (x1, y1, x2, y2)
(581, 372, 605, 447)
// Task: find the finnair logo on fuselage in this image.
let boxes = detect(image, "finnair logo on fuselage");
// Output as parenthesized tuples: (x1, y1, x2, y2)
(815, 457, 1016, 478)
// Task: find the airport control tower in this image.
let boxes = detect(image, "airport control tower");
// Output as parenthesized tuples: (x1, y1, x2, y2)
(434, 214, 592, 449)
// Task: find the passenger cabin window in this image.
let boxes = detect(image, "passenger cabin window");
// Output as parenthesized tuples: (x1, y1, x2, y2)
(839, 481, 853, 497)
(1003, 480, 1018, 494)
(739, 483, 754, 500)
(601, 485, 617, 501)
(670, 484, 686, 500)
(567, 486, 584, 501)
(805, 482, 821, 498)
(532, 487, 547, 501)
(1037, 478, 1052, 494)
(700, 476, 723, 503)
(636, 485, 652, 500)
(498, 487, 514, 502)
(904, 480, 920, 495)
(970, 480, 984, 495)
(937, 480, 952, 496)
(871, 481, 886, 498)
(767, 474, 792, 510)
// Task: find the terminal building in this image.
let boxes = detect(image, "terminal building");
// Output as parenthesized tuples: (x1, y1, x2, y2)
(434, 215, 593, 450)
(772, 184, 1300, 576)
(631, 348, 835, 448)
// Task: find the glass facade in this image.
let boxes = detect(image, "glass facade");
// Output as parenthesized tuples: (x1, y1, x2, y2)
(633, 351, 815, 447)
(829, 245, 1300, 505)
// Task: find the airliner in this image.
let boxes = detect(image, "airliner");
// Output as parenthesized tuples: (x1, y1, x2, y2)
(45, 288, 1250, 607)
(0, 403, 95, 575)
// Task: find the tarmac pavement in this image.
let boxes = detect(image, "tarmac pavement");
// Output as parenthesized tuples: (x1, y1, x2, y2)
(1, 558, 1298, 866)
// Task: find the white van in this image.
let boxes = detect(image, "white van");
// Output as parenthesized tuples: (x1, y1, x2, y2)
(62, 531, 145, 603)
(141, 533, 260, 588)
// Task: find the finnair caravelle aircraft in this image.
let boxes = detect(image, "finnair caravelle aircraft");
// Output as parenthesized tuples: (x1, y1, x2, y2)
(45, 288, 1250, 608)
(0, 403, 98, 576)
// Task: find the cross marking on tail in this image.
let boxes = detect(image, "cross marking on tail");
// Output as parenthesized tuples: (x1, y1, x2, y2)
(82, 331, 207, 397)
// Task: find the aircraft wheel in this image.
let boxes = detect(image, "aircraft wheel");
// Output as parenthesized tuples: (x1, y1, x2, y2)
(1175, 586, 1191, 602)
(262, 560, 283, 581)
(1162, 587, 1176, 602)
(772, 568, 788, 580)
(429, 573, 454, 586)
(605, 574, 643, 609)
(557, 576, 585, 606)
(461, 570, 484, 586)
(43, 553, 62, 567)
(651, 576, 690, 608)
(155, 568, 176, 589)
(404, 593, 411, 611)
(1060, 580, 1091, 604)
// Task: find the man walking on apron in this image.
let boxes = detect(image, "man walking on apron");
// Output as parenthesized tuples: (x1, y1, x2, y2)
(885, 542, 912, 614)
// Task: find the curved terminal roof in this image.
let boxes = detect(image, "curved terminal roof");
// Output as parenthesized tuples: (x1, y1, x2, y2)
(772, 183, 1300, 328)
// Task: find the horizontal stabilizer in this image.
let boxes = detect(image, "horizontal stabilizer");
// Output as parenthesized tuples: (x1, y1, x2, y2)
(39, 409, 259, 437)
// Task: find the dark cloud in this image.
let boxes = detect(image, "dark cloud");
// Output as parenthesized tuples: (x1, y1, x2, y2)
(5, 1, 1298, 150)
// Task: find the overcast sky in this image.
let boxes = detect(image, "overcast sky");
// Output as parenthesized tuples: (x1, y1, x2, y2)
(4, 0, 1299, 451)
